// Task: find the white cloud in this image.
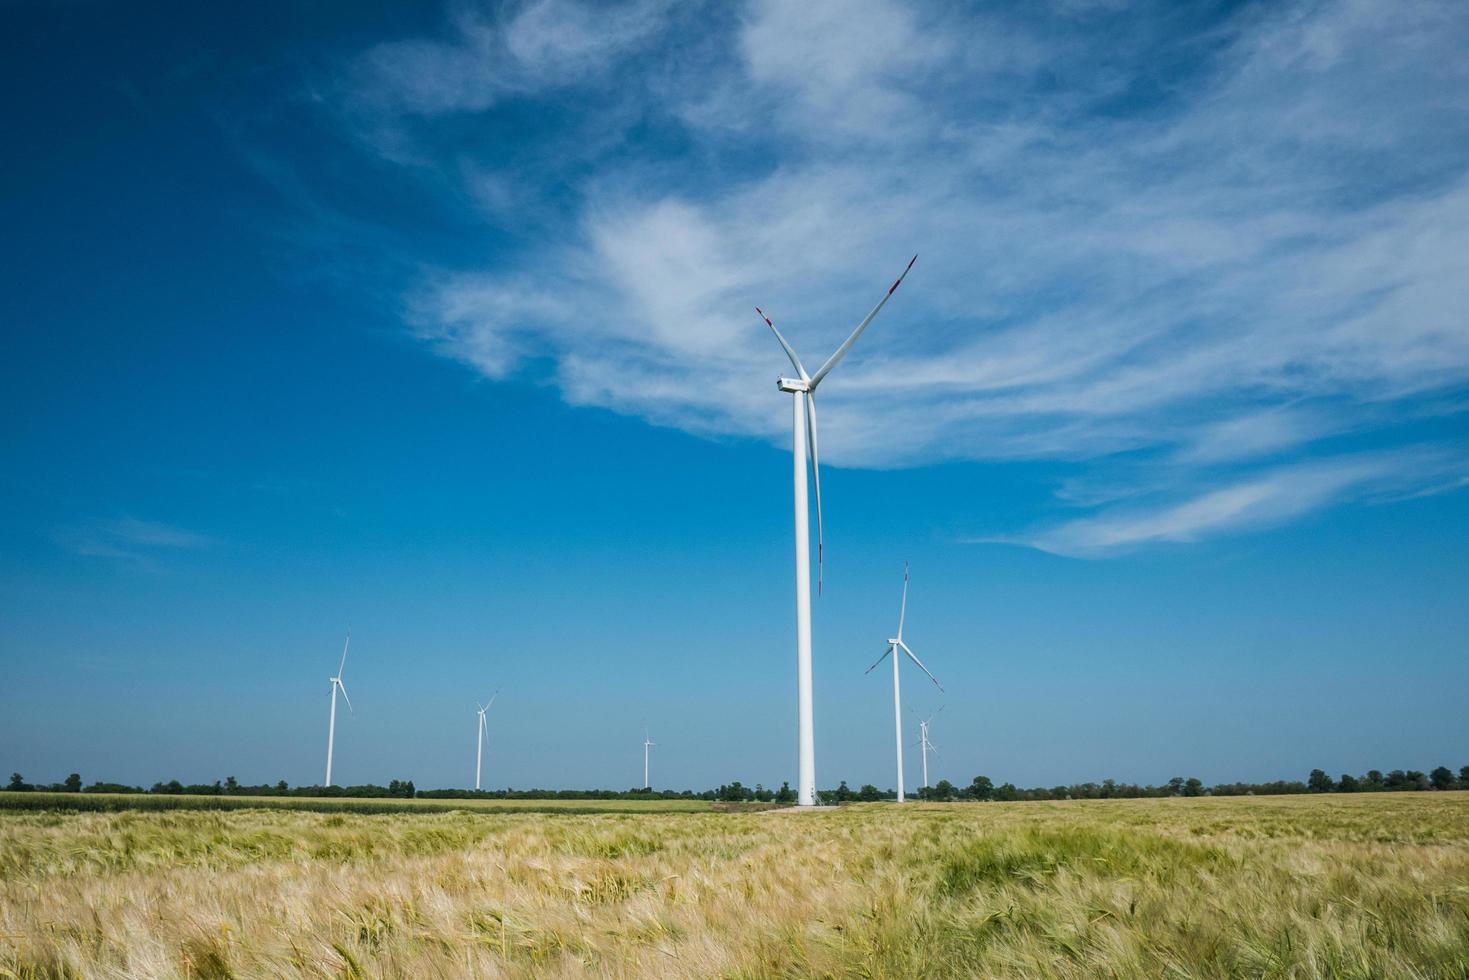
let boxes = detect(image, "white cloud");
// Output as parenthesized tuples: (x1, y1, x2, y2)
(344, 0, 1469, 549)
(355, 0, 672, 115)
(1012, 450, 1468, 558)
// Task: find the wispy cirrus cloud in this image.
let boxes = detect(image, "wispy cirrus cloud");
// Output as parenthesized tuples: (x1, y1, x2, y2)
(354, 0, 673, 116)
(55, 518, 213, 564)
(333, 0, 1469, 554)
(1000, 449, 1469, 558)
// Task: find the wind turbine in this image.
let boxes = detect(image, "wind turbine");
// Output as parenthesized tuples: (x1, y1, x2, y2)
(642, 729, 656, 790)
(865, 563, 942, 802)
(758, 255, 917, 806)
(475, 692, 498, 791)
(917, 706, 943, 791)
(324, 630, 353, 787)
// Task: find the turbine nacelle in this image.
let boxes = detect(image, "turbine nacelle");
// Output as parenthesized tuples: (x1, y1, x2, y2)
(777, 377, 811, 393)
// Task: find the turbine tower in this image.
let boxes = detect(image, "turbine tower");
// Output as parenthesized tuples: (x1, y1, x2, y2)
(866, 563, 942, 802)
(475, 692, 498, 791)
(324, 629, 353, 787)
(642, 729, 656, 790)
(758, 255, 917, 806)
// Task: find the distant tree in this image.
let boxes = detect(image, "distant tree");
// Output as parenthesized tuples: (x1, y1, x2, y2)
(717, 781, 748, 802)
(1384, 770, 1407, 789)
(8, 773, 29, 792)
(1429, 767, 1455, 791)
(61, 773, 82, 793)
(994, 782, 1018, 802)
(276, 780, 288, 793)
(1365, 770, 1384, 788)
(1183, 777, 1204, 797)
(856, 783, 881, 802)
(969, 776, 994, 801)
(225, 776, 239, 795)
(833, 781, 854, 803)
(775, 781, 796, 804)
(932, 779, 956, 802)
(1461, 766, 1469, 789)
(1405, 770, 1429, 791)
(1338, 773, 1360, 793)
(754, 783, 775, 803)
(1307, 769, 1334, 793)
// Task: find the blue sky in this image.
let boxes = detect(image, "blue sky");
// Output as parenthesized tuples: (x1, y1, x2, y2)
(2, 0, 1466, 792)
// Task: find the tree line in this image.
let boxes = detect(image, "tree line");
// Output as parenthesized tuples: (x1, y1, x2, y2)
(8, 765, 1467, 801)
(4, 773, 416, 799)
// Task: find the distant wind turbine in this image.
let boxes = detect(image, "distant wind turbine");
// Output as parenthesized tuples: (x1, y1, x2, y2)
(324, 629, 353, 787)
(475, 692, 499, 791)
(917, 706, 943, 791)
(866, 563, 942, 803)
(643, 729, 656, 790)
(758, 255, 917, 806)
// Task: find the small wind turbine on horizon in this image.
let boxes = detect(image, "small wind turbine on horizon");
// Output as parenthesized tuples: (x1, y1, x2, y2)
(866, 563, 942, 803)
(324, 629, 353, 787)
(642, 729, 656, 790)
(475, 692, 499, 791)
(758, 255, 917, 806)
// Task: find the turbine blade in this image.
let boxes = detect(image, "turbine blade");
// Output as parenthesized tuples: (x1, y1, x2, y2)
(756, 308, 809, 380)
(337, 629, 351, 679)
(864, 644, 895, 675)
(337, 680, 354, 713)
(898, 640, 943, 692)
(809, 255, 916, 388)
(486, 691, 499, 710)
(897, 562, 909, 639)
(805, 392, 824, 596)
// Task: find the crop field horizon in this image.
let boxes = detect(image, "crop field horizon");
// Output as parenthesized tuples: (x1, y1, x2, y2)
(2, 792, 1467, 978)
(0, 791, 725, 817)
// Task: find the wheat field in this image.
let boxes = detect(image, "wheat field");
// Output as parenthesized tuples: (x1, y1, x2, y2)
(2, 792, 1467, 978)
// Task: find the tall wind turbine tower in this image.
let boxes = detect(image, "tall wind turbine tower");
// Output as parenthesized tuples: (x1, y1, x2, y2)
(475, 692, 498, 791)
(757, 256, 916, 806)
(866, 564, 942, 802)
(642, 729, 656, 790)
(324, 630, 353, 787)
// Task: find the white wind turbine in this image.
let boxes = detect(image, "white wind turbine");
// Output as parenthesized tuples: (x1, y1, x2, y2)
(865, 563, 942, 802)
(642, 729, 656, 790)
(758, 255, 917, 806)
(475, 692, 499, 791)
(917, 706, 943, 791)
(324, 630, 353, 787)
